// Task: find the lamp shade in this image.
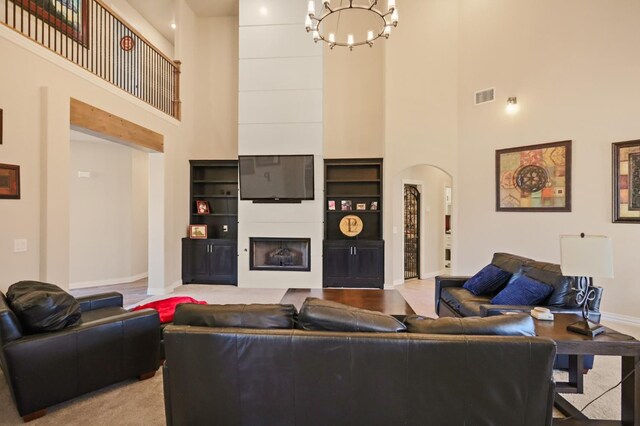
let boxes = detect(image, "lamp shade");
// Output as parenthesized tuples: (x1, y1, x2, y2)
(560, 235, 614, 278)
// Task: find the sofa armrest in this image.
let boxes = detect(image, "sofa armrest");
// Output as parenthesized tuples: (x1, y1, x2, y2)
(76, 292, 123, 311)
(3, 308, 159, 416)
(435, 276, 470, 313)
(479, 304, 602, 322)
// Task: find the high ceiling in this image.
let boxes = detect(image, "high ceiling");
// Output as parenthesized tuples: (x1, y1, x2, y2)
(126, 0, 238, 46)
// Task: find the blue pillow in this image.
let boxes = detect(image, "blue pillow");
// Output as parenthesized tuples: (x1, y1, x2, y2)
(463, 264, 512, 296)
(491, 273, 554, 306)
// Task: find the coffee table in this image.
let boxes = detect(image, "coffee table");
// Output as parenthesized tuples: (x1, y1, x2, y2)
(280, 288, 415, 319)
(532, 314, 640, 425)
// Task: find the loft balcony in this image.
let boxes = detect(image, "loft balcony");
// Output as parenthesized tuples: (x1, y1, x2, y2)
(1, 0, 181, 119)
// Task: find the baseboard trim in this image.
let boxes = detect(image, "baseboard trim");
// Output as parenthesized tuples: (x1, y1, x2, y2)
(393, 278, 404, 286)
(420, 270, 445, 280)
(601, 311, 640, 327)
(70, 272, 148, 289)
(147, 279, 182, 296)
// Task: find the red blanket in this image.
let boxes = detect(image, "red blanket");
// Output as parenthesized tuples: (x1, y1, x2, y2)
(132, 296, 206, 323)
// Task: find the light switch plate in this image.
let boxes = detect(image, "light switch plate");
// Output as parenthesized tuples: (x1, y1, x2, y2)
(223, 225, 228, 232)
(14, 239, 27, 252)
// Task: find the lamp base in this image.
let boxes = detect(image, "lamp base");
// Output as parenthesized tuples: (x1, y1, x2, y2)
(567, 320, 605, 338)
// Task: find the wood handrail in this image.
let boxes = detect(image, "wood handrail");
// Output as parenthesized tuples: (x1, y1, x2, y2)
(93, 0, 178, 67)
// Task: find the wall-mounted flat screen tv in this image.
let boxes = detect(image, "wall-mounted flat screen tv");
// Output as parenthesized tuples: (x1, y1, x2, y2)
(239, 155, 314, 201)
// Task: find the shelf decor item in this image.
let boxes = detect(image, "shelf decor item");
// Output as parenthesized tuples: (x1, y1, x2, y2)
(496, 140, 571, 212)
(328, 200, 336, 210)
(189, 224, 207, 239)
(612, 139, 640, 223)
(0, 163, 20, 199)
(339, 215, 364, 237)
(356, 203, 366, 210)
(196, 200, 210, 215)
(370, 201, 378, 210)
(341, 200, 352, 211)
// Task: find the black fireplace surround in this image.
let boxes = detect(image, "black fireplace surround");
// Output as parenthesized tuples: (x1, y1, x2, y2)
(250, 237, 311, 272)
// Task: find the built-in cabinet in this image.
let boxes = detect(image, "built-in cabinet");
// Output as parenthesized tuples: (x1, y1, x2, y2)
(182, 160, 238, 285)
(323, 159, 384, 288)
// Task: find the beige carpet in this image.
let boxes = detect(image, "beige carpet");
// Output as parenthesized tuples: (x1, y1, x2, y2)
(0, 283, 635, 424)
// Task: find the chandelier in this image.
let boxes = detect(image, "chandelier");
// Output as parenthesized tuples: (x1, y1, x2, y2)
(305, 0, 399, 50)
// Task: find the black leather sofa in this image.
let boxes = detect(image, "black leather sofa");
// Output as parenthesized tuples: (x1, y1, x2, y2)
(163, 301, 557, 426)
(435, 252, 603, 320)
(435, 252, 603, 370)
(0, 290, 161, 421)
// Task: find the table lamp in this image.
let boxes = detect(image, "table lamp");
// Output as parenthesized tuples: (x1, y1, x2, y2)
(560, 233, 613, 337)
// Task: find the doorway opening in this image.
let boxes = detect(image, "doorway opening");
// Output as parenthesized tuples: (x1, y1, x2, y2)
(404, 184, 420, 280)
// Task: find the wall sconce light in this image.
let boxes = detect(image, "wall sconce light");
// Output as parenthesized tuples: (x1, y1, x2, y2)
(506, 97, 519, 114)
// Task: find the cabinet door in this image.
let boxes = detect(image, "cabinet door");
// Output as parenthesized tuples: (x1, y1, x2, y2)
(182, 239, 211, 283)
(323, 242, 352, 287)
(209, 242, 237, 285)
(351, 242, 384, 288)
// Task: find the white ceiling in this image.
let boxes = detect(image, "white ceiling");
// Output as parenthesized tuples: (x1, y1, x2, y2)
(126, 0, 238, 46)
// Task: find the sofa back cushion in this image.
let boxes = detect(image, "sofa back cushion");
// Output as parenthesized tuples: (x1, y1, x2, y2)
(298, 298, 406, 332)
(491, 252, 532, 274)
(405, 314, 536, 336)
(491, 253, 581, 307)
(173, 303, 297, 329)
(0, 292, 23, 344)
(6, 281, 81, 334)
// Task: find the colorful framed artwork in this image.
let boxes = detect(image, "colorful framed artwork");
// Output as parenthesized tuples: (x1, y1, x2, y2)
(189, 224, 207, 239)
(328, 200, 336, 210)
(341, 200, 352, 211)
(20, 0, 89, 47)
(196, 200, 210, 214)
(0, 163, 20, 199)
(612, 140, 640, 223)
(496, 140, 571, 212)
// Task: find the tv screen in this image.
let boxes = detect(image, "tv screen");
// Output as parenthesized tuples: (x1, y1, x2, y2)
(239, 155, 314, 201)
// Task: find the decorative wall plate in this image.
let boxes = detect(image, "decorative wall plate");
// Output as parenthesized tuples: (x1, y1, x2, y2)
(339, 215, 363, 237)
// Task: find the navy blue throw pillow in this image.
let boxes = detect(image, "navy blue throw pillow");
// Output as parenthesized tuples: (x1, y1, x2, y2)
(491, 273, 554, 306)
(462, 264, 512, 296)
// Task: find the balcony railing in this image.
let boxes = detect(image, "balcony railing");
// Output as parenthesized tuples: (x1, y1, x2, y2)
(1, 0, 181, 119)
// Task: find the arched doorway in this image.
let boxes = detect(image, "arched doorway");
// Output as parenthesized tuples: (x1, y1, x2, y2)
(404, 184, 420, 279)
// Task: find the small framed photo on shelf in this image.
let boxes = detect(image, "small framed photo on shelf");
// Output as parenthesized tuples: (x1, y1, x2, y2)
(341, 200, 352, 211)
(370, 201, 378, 210)
(189, 224, 207, 239)
(196, 200, 210, 214)
(356, 203, 366, 210)
(328, 200, 336, 210)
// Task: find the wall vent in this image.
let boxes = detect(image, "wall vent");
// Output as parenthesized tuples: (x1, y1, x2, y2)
(474, 88, 495, 105)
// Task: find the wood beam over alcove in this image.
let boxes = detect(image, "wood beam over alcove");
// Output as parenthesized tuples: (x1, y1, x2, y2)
(70, 98, 164, 153)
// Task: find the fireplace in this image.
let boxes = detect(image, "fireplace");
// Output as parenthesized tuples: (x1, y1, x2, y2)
(250, 237, 311, 271)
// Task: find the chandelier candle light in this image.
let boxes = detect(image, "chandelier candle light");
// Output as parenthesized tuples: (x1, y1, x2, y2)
(306, 0, 399, 50)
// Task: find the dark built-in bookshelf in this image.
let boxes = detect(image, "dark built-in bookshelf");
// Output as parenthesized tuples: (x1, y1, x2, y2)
(182, 160, 238, 285)
(323, 158, 384, 288)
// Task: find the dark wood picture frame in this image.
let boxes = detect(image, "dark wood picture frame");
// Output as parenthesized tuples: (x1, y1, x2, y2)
(0, 108, 3, 145)
(0, 163, 20, 199)
(189, 224, 207, 239)
(496, 140, 571, 212)
(196, 200, 210, 215)
(20, 0, 89, 47)
(612, 139, 640, 223)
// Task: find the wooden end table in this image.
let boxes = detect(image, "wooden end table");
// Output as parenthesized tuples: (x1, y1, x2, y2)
(280, 288, 415, 319)
(533, 314, 640, 425)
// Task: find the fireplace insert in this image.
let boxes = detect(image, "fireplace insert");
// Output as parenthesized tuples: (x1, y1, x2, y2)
(250, 237, 311, 272)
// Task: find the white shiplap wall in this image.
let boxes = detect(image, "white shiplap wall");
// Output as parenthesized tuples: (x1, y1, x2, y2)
(237, 0, 323, 288)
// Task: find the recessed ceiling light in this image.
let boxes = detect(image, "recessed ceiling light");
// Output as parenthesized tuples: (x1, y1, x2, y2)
(171, 23, 176, 29)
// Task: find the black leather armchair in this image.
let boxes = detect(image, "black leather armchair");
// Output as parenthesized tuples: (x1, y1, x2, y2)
(0, 290, 161, 421)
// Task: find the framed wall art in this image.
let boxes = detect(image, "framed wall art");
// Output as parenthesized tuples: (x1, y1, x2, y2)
(612, 140, 640, 223)
(0, 108, 3, 144)
(496, 140, 571, 212)
(0, 163, 20, 199)
(20, 0, 89, 47)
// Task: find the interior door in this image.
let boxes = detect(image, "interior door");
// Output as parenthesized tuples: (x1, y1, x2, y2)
(404, 185, 420, 280)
